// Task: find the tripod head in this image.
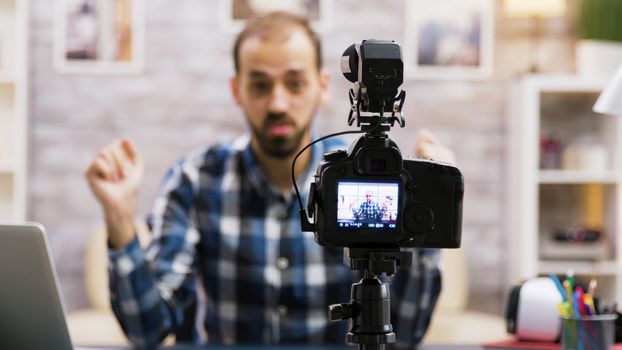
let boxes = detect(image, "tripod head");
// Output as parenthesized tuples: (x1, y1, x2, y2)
(343, 248, 412, 276)
(329, 248, 413, 350)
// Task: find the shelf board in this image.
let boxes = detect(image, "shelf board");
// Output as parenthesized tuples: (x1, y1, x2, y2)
(523, 74, 607, 93)
(538, 260, 621, 275)
(0, 163, 14, 173)
(539, 170, 620, 184)
(0, 71, 16, 83)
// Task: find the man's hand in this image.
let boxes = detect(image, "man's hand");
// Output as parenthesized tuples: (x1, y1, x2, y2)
(415, 129, 457, 165)
(85, 138, 144, 248)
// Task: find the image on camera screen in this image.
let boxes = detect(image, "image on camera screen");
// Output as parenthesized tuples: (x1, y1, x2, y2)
(337, 180, 400, 230)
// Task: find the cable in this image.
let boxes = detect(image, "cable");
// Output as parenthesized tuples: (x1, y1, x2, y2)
(292, 103, 387, 225)
(291, 129, 363, 213)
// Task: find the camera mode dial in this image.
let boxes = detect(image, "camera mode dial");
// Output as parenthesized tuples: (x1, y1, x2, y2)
(404, 204, 434, 234)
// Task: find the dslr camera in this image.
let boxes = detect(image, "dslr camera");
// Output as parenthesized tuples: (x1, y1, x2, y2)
(302, 40, 464, 249)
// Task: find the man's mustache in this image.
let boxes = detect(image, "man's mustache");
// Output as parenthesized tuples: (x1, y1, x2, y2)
(263, 113, 295, 127)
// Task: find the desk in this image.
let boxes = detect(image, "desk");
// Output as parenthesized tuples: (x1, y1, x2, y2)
(77, 345, 483, 350)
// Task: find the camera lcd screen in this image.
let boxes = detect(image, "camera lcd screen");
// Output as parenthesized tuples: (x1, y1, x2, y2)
(336, 180, 399, 230)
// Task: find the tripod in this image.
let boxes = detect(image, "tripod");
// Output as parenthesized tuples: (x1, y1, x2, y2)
(329, 248, 413, 350)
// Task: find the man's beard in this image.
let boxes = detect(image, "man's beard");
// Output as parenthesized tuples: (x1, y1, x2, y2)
(250, 112, 311, 159)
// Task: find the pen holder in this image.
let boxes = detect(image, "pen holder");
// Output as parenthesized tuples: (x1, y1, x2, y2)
(561, 314, 617, 350)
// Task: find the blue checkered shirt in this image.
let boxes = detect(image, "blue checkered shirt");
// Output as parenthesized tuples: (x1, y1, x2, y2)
(352, 201, 385, 221)
(108, 135, 441, 348)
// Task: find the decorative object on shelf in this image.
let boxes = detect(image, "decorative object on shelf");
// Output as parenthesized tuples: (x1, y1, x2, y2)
(540, 231, 607, 261)
(540, 134, 562, 169)
(540, 184, 607, 261)
(502, 0, 567, 73)
(403, 0, 494, 80)
(541, 183, 608, 261)
(218, 0, 333, 33)
(552, 226, 600, 243)
(576, 0, 622, 78)
(561, 142, 608, 171)
(53, 0, 145, 74)
(593, 63, 622, 117)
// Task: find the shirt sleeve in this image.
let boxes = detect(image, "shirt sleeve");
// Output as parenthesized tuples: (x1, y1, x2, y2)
(390, 248, 442, 348)
(108, 161, 199, 348)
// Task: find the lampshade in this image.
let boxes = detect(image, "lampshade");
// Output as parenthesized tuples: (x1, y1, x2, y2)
(503, 0, 567, 18)
(594, 63, 622, 117)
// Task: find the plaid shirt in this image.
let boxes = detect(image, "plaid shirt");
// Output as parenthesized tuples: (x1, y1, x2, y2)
(108, 135, 441, 348)
(352, 201, 385, 220)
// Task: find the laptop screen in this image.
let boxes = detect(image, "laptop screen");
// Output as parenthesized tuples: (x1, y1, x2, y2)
(0, 223, 74, 350)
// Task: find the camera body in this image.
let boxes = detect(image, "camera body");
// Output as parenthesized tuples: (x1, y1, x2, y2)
(303, 40, 464, 249)
(308, 133, 463, 249)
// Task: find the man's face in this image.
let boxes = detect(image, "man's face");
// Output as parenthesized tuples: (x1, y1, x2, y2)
(231, 29, 329, 159)
(365, 192, 373, 203)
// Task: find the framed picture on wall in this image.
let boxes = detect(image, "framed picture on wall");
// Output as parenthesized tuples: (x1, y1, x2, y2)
(53, 0, 145, 74)
(218, 0, 333, 33)
(403, 0, 494, 80)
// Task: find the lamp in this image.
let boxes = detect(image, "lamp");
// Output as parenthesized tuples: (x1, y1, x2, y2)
(593, 63, 622, 116)
(503, 0, 567, 72)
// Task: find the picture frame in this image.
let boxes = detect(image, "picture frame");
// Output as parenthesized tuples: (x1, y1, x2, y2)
(218, 0, 333, 33)
(53, 0, 145, 74)
(403, 0, 494, 80)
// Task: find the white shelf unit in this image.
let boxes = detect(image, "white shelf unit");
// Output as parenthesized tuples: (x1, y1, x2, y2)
(507, 74, 622, 305)
(0, 0, 28, 222)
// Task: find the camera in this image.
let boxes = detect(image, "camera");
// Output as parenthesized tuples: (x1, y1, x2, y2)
(291, 40, 466, 349)
(302, 40, 464, 249)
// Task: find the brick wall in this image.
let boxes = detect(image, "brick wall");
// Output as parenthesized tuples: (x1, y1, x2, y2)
(28, 0, 578, 313)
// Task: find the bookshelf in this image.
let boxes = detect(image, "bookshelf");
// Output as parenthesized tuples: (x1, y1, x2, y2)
(507, 75, 622, 304)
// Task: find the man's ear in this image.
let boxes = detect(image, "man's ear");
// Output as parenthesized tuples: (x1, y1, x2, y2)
(230, 76, 241, 106)
(319, 68, 331, 105)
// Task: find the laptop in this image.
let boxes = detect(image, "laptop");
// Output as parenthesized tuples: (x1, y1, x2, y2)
(0, 223, 90, 350)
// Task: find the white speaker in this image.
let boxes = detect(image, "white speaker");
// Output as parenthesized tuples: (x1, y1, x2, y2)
(506, 277, 563, 342)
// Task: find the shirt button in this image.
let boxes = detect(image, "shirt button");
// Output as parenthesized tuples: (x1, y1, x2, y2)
(277, 305, 288, 316)
(276, 257, 290, 270)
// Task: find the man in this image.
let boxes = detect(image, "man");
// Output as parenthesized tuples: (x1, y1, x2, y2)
(85, 12, 456, 348)
(352, 191, 385, 221)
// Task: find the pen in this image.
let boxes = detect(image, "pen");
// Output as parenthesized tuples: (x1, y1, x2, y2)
(564, 280, 574, 312)
(567, 269, 575, 291)
(572, 290, 583, 318)
(575, 287, 586, 316)
(584, 294, 596, 315)
(581, 295, 592, 316)
(588, 279, 597, 296)
(550, 274, 567, 302)
(557, 303, 571, 318)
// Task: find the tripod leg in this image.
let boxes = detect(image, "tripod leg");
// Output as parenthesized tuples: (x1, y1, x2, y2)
(360, 344, 385, 350)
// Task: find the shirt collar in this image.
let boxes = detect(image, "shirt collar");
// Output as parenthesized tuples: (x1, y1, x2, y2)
(240, 132, 326, 203)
